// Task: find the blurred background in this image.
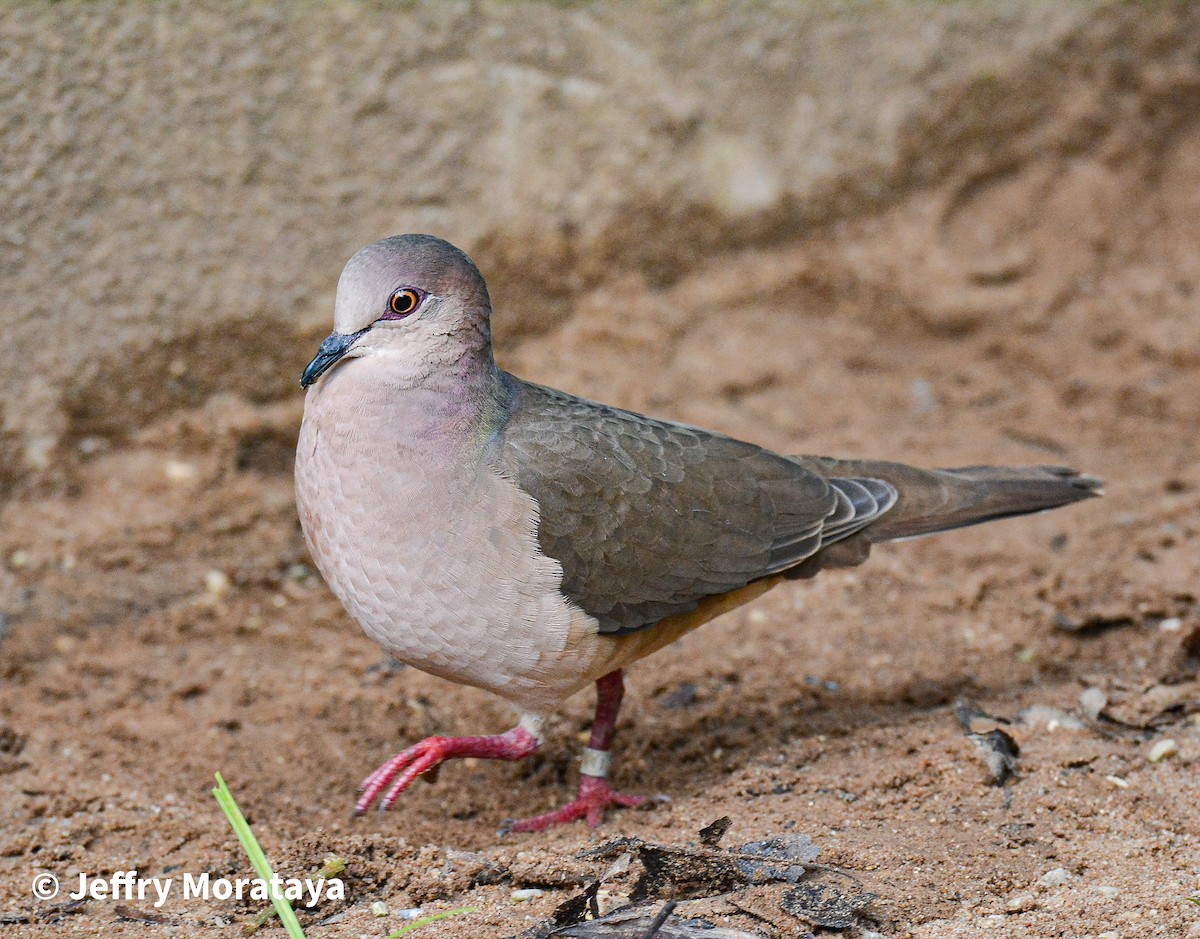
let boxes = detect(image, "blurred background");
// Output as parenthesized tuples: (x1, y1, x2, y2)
(2, 3, 1199, 937)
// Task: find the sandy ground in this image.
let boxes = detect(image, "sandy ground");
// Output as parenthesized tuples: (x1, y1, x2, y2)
(3, 81, 1200, 939)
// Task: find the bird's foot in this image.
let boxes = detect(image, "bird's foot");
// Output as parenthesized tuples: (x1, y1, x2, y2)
(356, 725, 539, 814)
(503, 774, 647, 833)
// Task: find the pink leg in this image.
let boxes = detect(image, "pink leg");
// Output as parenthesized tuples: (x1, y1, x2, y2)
(505, 670, 647, 832)
(355, 725, 538, 815)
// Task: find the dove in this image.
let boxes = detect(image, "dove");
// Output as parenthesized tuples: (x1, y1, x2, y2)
(295, 234, 1100, 831)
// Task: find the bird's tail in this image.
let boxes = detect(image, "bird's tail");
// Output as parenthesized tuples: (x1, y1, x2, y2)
(795, 457, 1102, 543)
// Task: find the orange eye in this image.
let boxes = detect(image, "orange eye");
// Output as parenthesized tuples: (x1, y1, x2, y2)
(387, 288, 421, 318)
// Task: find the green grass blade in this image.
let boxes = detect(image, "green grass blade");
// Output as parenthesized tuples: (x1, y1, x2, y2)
(246, 856, 346, 933)
(212, 772, 307, 939)
(385, 907, 477, 937)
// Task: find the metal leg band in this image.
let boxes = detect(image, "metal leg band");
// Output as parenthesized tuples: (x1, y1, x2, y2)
(580, 746, 612, 779)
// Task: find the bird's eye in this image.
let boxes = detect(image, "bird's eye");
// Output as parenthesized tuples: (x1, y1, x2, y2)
(385, 288, 422, 319)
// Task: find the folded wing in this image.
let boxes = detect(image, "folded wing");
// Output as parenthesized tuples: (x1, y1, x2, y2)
(491, 379, 896, 634)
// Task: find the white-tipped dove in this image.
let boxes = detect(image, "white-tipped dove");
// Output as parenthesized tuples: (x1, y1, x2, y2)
(295, 234, 1100, 831)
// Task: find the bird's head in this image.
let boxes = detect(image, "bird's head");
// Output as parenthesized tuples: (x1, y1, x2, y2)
(301, 234, 493, 389)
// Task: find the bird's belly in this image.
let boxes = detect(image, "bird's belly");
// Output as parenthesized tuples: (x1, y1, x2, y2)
(295, 417, 602, 710)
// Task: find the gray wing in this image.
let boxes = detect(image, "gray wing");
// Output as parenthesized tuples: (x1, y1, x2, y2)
(490, 378, 896, 634)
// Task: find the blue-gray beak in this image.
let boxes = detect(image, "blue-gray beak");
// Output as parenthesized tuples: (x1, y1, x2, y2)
(301, 329, 367, 388)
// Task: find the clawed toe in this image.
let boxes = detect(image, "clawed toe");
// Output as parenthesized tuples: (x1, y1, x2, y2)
(355, 739, 442, 815)
(354, 726, 540, 816)
(504, 775, 648, 833)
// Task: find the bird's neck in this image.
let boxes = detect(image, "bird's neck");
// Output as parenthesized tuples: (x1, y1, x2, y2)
(313, 344, 510, 452)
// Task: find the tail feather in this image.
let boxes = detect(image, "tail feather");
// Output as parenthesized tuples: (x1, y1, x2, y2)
(794, 457, 1102, 543)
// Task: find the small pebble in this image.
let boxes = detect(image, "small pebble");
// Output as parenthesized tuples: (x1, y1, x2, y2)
(1188, 919, 1200, 938)
(204, 570, 230, 596)
(1148, 738, 1178, 762)
(9, 549, 29, 569)
(396, 908, 424, 920)
(1159, 617, 1183, 632)
(1004, 893, 1037, 912)
(1105, 774, 1130, 789)
(1093, 885, 1120, 899)
(1038, 867, 1070, 888)
(370, 901, 389, 917)
(862, 932, 888, 939)
(1079, 687, 1107, 720)
(164, 459, 198, 483)
(511, 888, 544, 902)
(1097, 932, 1119, 939)
(910, 378, 936, 414)
(1020, 705, 1084, 731)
